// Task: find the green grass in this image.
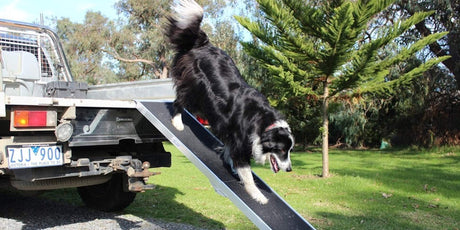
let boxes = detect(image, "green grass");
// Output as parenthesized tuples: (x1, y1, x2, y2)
(43, 144, 460, 229)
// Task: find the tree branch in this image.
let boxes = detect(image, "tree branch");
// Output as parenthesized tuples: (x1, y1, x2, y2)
(102, 48, 156, 66)
(102, 48, 165, 78)
(398, 1, 459, 88)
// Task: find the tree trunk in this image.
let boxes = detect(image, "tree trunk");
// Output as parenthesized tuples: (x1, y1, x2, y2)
(160, 65, 168, 79)
(322, 81, 330, 178)
(160, 56, 169, 79)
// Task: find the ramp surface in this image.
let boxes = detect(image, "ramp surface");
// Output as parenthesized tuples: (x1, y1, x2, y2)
(136, 101, 314, 230)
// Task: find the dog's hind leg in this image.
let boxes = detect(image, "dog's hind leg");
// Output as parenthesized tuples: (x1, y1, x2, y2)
(220, 146, 239, 177)
(172, 113, 184, 131)
(172, 101, 185, 131)
(236, 164, 268, 204)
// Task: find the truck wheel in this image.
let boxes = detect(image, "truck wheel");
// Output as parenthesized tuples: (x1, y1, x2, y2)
(77, 173, 136, 212)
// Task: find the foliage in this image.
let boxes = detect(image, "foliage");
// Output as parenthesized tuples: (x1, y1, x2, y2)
(329, 101, 369, 147)
(115, 0, 176, 80)
(369, 0, 460, 146)
(397, 0, 459, 89)
(55, 0, 174, 83)
(329, 54, 459, 148)
(375, 65, 460, 147)
(55, 0, 240, 84)
(236, 0, 449, 176)
(56, 13, 118, 84)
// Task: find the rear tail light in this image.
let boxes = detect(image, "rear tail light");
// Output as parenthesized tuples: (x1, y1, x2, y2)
(13, 110, 57, 128)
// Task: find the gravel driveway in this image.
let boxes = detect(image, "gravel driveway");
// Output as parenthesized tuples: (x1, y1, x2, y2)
(0, 191, 207, 230)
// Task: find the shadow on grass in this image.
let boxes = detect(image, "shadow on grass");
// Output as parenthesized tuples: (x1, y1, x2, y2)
(0, 186, 223, 230)
(127, 185, 225, 229)
(0, 189, 147, 230)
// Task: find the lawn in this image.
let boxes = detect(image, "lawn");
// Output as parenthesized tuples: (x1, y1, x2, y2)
(44, 143, 460, 229)
(124, 143, 460, 229)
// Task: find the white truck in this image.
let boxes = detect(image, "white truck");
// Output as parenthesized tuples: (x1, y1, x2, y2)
(0, 19, 175, 211)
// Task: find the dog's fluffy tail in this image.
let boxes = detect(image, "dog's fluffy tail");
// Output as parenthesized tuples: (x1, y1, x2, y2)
(166, 0, 207, 51)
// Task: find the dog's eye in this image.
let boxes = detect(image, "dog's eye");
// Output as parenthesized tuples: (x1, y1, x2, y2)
(273, 148, 285, 154)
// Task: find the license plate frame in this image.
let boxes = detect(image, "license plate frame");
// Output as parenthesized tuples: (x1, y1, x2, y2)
(7, 144, 63, 169)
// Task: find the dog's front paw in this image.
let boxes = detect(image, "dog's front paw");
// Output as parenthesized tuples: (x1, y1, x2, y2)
(253, 193, 269, 205)
(172, 114, 184, 131)
(245, 183, 269, 205)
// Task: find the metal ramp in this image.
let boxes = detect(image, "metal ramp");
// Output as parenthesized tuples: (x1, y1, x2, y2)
(136, 101, 315, 230)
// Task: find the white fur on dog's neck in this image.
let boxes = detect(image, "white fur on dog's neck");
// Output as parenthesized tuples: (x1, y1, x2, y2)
(250, 134, 265, 164)
(172, 0, 204, 29)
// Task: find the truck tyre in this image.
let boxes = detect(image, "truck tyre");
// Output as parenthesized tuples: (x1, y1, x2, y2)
(77, 173, 136, 212)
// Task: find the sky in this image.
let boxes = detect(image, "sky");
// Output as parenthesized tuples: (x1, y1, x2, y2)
(0, 0, 119, 24)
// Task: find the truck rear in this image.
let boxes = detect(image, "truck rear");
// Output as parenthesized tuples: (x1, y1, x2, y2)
(0, 19, 174, 211)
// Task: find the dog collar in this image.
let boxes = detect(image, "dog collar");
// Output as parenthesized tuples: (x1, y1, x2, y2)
(264, 120, 290, 132)
(265, 123, 277, 132)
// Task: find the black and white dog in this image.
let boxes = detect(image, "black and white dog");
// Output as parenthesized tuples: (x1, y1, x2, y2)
(166, 0, 294, 204)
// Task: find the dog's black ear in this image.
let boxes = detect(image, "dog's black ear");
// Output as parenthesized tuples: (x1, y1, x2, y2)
(260, 131, 274, 151)
(275, 127, 291, 137)
(277, 128, 294, 147)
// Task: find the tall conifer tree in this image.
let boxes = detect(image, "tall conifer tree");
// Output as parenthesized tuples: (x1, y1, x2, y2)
(236, 0, 449, 177)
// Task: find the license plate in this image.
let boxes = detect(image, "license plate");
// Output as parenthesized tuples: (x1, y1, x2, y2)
(7, 145, 63, 169)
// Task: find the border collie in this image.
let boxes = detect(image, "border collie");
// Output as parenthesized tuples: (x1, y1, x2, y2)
(166, 0, 294, 204)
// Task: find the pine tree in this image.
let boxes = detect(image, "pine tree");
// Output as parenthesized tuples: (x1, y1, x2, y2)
(236, 0, 449, 177)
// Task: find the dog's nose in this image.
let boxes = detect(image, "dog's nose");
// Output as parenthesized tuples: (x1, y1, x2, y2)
(286, 166, 292, 172)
